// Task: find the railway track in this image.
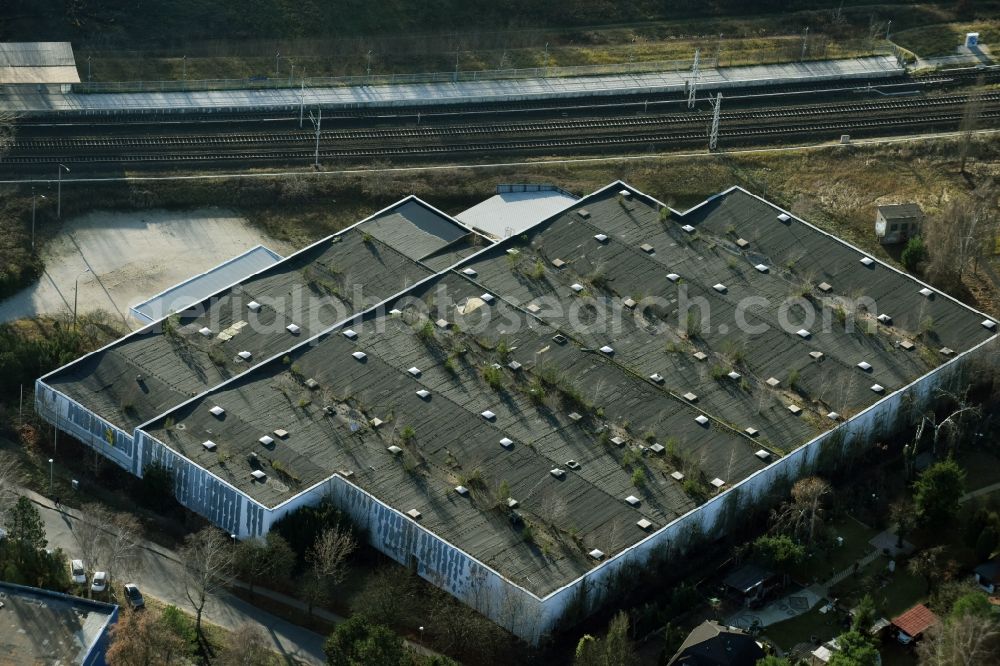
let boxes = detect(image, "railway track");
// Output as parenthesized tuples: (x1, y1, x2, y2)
(4, 108, 997, 165)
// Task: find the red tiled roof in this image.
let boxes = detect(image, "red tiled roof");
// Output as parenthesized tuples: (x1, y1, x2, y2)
(892, 604, 939, 638)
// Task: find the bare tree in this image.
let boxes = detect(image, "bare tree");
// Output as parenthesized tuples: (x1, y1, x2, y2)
(106, 512, 143, 586)
(75, 503, 113, 590)
(917, 613, 1000, 665)
(772, 476, 831, 545)
(217, 622, 278, 666)
(301, 525, 356, 614)
(924, 185, 998, 289)
(179, 527, 234, 635)
(233, 532, 294, 597)
(908, 545, 950, 594)
(106, 608, 188, 666)
(959, 81, 985, 174)
(0, 451, 21, 521)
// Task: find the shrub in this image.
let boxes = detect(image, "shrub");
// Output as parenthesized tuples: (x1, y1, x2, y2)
(482, 365, 504, 389)
(901, 236, 927, 272)
(631, 468, 646, 487)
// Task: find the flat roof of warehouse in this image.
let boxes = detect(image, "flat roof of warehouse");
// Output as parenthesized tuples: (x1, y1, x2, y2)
(0, 582, 116, 665)
(0, 42, 80, 84)
(457, 184, 579, 238)
(139, 181, 995, 596)
(42, 197, 488, 431)
(1, 56, 901, 114)
(130, 244, 284, 322)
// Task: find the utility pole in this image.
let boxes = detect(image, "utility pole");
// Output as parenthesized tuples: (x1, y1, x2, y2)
(886, 20, 892, 41)
(87, 55, 91, 82)
(709, 92, 722, 152)
(289, 60, 294, 86)
(454, 51, 460, 82)
(57, 163, 69, 219)
(366, 50, 372, 81)
(299, 75, 306, 128)
(309, 109, 322, 169)
(31, 189, 45, 251)
(182, 55, 187, 81)
(543, 42, 549, 71)
(688, 48, 700, 109)
(275, 51, 280, 77)
(801, 27, 809, 61)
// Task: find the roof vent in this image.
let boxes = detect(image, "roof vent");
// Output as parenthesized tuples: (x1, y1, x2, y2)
(455, 485, 469, 496)
(900, 340, 915, 350)
(710, 478, 726, 489)
(649, 442, 665, 454)
(622, 297, 636, 309)
(286, 323, 301, 334)
(809, 351, 824, 360)
(416, 389, 431, 400)
(480, 293, 495, 304)
(754, 449, 771, 461)
(827, 412, 840, 421)
(570, 283, 584, 293)
(593, 233, 607, 242)
(599, 345, 614, 355)
(712, 283, 727, 293)
(857, 361, 872, 371)
(637, 518, 653, 531)
(247, 301, 262, 312)
(462, 268, 477, 277)
(259, 435, 274, 446)
(578, 209, 592, 219)
(352, 351, 367, 361)
(728, 371, 742, 380)
(406, 509, 422, 520)
(871, 384, 885, 394)
(387, 445, 403, 455)
(589, 549, 605, 560)
(610, 436, 625, 447)
(818, 282, 833, 293)
(274, 429, 289, 439)
(625, 495, 640, 507)
(777, 213, 791, 222)
(877, 314, 892, 325)
(506, 248, 519, 256)
(745, 427, 759, 437)
(251, 470, 267, 481)
(755, 264, 769, 273)
(202, 440, 217, 451)
(788, 404, 802, 415)
(551, 258, 566, 269)
(639, 243, 654, 254)
(939, 347, 955, 356)
(983, 319, 997, 331)
(370, 417, 384, 428)
(695, 415, 709, 426)
(666, 273, 680, 282)
(481, 410, 496, 420)
(796, 329, 811, 339)
(343, 329, 358, 340)
(508, 360, 522, 371)
(568, 412, 583, 422)
(566, 460, 581, 470)
(526, 303, 540, 313)
(671, 471, 685, 481)
(860, 257, 875, 267)
(305, 378, 319, 390)
(919, 287, 933, 298)
(683, 392, 698, 402)
(766, 377, 781, 388)
(199, 327, 213, 337)
(209, 406, 225, 417)
(553, 333, 568, 344)
(389, 308, 402, 316)
(649, 373, 665, 384)
(500, 437, 514, 449)
(408, 367, 421, 377)
(550, 468, 566, 479)
(735, 238, 749, 248)
(619, 189, 632, 199)
(507, 498, 519, 509)
(693, 351, 708, 361)
(435, 318, 449, 329)
(237, 351, 252, 360)
(681, 225, 696, 234)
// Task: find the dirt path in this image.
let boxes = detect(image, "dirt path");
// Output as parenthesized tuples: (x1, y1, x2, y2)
(0, 209, 292, 329)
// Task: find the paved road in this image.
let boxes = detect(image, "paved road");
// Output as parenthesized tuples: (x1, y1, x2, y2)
(27, 489, 326, 665)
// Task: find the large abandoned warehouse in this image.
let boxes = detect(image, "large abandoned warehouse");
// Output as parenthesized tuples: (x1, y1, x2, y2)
(36, 182, 997, 643)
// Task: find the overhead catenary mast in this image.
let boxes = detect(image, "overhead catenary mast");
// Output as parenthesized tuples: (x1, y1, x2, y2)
(688, 48, 700, 109)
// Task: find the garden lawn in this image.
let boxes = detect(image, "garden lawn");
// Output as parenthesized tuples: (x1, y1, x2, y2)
(790, 516, 878, 585)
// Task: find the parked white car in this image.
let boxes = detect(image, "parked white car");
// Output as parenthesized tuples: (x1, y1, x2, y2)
(91, 571, 107, 593)
(70, 559, 86, 585)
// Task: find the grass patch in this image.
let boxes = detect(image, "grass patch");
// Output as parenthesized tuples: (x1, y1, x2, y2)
(893, 20, 999, 58)
(788, 516, 878, 585)
(955, 448, 1000, 492)
(763, 605, 841, 653)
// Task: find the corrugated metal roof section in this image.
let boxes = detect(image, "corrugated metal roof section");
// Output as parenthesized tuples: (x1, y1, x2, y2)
(130, 245, 283, 322)
(457, 185, 579, 238)
(359, 198, 485, 263)
(0, 42, 80, 83)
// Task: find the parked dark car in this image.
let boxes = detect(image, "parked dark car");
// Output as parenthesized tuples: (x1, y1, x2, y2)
(123, 583, 145, 610)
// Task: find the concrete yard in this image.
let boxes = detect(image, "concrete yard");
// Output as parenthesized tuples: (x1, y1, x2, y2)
(0, 208, 291, 328)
